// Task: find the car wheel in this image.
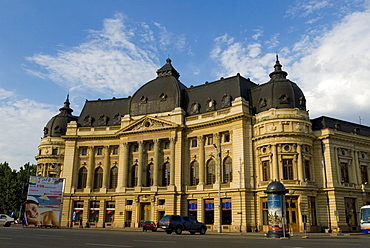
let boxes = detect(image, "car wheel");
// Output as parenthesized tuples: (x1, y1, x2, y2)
(152, 229, 157, 232)
(166, 230, 172, 234)
(175, 226, 183, 235)
(199, 228, 206, 235)
(190, 231, 195, 235)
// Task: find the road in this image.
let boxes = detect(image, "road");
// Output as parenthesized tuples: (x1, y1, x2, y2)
(0, 225, 370, 248)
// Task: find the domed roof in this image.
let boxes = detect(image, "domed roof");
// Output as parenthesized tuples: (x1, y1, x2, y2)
(252, 56, 306, 114)
(130, 59, 187, 116)
(264, 180, 288, 194)
(43, 96, 78, 137)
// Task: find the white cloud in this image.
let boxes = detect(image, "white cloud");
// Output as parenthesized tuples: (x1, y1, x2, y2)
(0, 94, 57, 170)
(25, 13, 189, 99)
(0, 88, 14, 100)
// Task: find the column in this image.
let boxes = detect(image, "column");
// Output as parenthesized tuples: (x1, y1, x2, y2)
(102, 146, 110, 189)
(120, 142, 130, 188)
(153, 139, 160, 186)
(214, 133, 221, 184)
(137, 141, 144, 187)
(86, 146, 95, 190)
(272, 144, 278, 181)
(352, 150, 361, 184)
(170, 137, 176, 186)
(198, 136, 205, 185)
(297, 144, 304, 181)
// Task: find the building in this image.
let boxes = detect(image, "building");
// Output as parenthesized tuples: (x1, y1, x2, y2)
(36, 57, 370, 233)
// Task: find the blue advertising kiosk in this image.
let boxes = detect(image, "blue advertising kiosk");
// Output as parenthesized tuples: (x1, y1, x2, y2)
(264, 180, 290, 238)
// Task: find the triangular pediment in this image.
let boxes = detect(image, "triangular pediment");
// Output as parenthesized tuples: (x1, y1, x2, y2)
(117, 116, 178, 134)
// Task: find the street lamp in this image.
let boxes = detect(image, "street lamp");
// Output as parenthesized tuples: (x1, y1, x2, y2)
(213, 144, 222, 233)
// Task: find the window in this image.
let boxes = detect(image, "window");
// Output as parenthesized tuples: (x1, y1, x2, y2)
(109, 166, 118, 189)
(164, 141, 170, 149)
(146, 163, 154, 187)
(77, 167, 87, 189)
(283, 159, 293, 180)
(81, 147, 87, 156)
(262, 198, 268, 225)
(304, 160, 311, 181)
(190, 161, 199, 186)
(361, 165, 368, 184)
(131, 164, 138, 187)
(52, 148, 58, 155)
(148, 142, 154, 151)
(206, 135, 213, 145)
(126, 200, 133, 205)
(188, 200, 198, 220)
(221, 198, 232, 224)
(190, 138, 197, 148)
(262, 160, 270, 181)
(340, 162, 349, 183)
(96, 147, 103, 155)
(308, 196, 317, 226)
(223, 156, 232, 183)
(204, 199, 214, 224)
(93, 167, 103, 189)
(133, 144, 139, 152)
(163, 162, 170, 186)
(206, 159, 216, 185)
(345, 198, 357, 226)
(112, 146, 119, 155)
(222, 131, 230, 143)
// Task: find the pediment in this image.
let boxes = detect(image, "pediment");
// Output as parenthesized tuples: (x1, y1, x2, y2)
(117, 116, 178, 134)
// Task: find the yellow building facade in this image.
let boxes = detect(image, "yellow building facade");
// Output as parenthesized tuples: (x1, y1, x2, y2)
(36, 58, 370, 233)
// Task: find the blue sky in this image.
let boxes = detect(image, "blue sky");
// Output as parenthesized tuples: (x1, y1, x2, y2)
(1, 0, 370, 170)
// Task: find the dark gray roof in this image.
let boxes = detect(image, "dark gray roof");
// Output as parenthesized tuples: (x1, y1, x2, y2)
(311, 116, 370, 137)
(77, 97, 130, 127)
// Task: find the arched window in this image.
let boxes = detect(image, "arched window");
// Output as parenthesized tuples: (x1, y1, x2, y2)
(190, 161, 199, 186)
(223, 156, 232, 183)
(146, 163, 154, 187)
(163, 162, 170, 186)
(131, 164, 138, 187)
(77, 167, 87, 189)
(206, 159, 216, 185)
(109, 166, 118, 189)
(93, 167, 103, 189)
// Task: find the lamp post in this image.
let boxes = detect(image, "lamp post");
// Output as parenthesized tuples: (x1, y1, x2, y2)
(213, 144, 222, 233)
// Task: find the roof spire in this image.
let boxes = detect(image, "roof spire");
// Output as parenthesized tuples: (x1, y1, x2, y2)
(269, 55, 288, 79)
(156, 58, 180, 79)
(59, 94, 73, 116)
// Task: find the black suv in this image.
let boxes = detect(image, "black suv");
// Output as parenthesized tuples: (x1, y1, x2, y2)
(158, 215, 207, 235)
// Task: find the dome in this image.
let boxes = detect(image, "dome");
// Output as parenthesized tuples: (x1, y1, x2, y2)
(43, 96, 78, 137)
(130, 59, 187, 116)
(253, 56, 306, 114)
(264, 180, 288, 194)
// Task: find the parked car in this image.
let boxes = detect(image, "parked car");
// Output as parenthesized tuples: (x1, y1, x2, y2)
(158, 215, 207, 235)
(0, 214, 14, 227)
(142, 221, 157, 232)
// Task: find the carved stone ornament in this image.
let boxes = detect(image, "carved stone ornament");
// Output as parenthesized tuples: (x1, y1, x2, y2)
(160, 93, 167, 101)
(113, 113, 121, 125)
(222, 94, 232, 107)
(98, 115, 108, 126)
(140, 96, 147, 104)
(206, 98, 215, 112)
(83, 115, 93, 126)
(279, 94, 289, 104)
(259, 98, 267, 108)
(191, 102, 200, 114)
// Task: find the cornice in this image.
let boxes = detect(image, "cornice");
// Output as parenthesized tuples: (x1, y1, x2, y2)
(186, 113, 251, 130)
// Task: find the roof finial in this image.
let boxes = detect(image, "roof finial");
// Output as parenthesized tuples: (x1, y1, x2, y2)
(269, 54, 288, 79)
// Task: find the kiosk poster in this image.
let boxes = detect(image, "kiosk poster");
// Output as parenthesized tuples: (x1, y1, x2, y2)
(25, 176, 65, 227)
(267, 194, 284, 231)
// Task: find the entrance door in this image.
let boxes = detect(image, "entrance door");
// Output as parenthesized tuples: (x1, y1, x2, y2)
(286, 196, 299, 232)
(140, 203, 151, 226)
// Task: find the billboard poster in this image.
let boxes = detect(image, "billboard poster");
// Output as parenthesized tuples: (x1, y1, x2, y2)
(24, 176, 65, 227)
(267, 194, 285, 231)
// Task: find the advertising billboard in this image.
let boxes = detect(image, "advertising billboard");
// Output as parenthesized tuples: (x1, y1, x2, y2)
(24, 176, 65, 227)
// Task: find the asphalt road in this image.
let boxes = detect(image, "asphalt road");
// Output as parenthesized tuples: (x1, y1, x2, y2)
(1, 225, 370, 248)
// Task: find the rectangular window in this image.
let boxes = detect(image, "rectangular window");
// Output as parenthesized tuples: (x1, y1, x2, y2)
(188, 199, 198, 220)
(204, 199, 214, 224)
(304, 160, 311, 181)
(361, 165, 368, 184)
(308, 196, 317, 226)
(190, 138, 197, 148)
(96, 147, 103, 155)
(340, 162, 349, 183)
(112, 146, 119, 155)
(81, 147, 87, 156)
(206, 135, 213, 145)
(221, 198, 232, 225)
(222, 131, 230, 143)
(283, 159, 293, 180)
(262, 198, 268, 225)
(126, 200, 133, 205)
(52, 148, 58, 155)
(262, 161, 270, 181)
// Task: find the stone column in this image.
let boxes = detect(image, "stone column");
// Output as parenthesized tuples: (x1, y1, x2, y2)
(86, 146, 95, 190)
(153, 139, 160, 186)
(137, 141, 144, 187)
(102, 146, 110, 189)
(170, 137, 176, 186)
(198, 136, 205, 185)
(214, 133, 221, 184)
(120, 142, 129, 188)
(272, 144, 278, 181)
(297, 144, 304, 182)
(352, 150, 361, 184)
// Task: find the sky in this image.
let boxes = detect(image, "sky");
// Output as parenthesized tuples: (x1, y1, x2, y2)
(1, 0, 370, 170)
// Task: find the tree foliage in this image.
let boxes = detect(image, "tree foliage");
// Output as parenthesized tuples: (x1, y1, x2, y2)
(0, 162, 36, 219)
